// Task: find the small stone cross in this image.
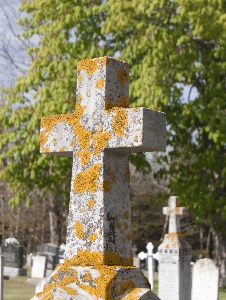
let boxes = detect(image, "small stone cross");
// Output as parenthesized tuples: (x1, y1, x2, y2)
(163, 196, 185, 234)
(40, 57, 166, 267)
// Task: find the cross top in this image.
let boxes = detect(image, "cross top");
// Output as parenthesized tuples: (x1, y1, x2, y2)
(40, 56, 166, 267)
(163, 196, 185, 234)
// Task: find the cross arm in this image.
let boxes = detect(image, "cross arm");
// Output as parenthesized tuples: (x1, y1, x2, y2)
(107, 107, 166, 153)
(163, 207, 186, 216)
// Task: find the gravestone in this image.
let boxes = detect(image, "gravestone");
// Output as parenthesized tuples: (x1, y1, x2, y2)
(32, 56, 166, 299)
(31, 256, 47, 279)
(158, 196, 191, 300)
(2, 244, 27, 277)
(191, 258, 219, 300)
(138, 242, 154, 290)
(132, 245, 140, 268)
(37, 243, 60, 271)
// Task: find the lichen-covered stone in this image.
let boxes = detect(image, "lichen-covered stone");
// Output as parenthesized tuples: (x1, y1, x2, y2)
(34, 57, 166, 299)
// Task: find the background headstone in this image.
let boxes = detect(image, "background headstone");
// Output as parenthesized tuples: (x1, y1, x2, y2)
(31, 256, 47, 279)
(158, 196, 191, 300)
(138, 242, 155, 290)
(2, 244, 27, 277)
(191, 258, 219, 300)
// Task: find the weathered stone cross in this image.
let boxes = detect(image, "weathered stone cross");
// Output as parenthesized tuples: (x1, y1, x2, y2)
(38, 57, 165, 299)
(163, 196, 185, 234)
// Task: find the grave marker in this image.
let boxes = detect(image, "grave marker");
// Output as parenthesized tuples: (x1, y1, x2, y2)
(191, 258, 219, 300)
(158, 196, 191, 300)
(2, 244, 27, 277)
(138, 242, 154, 290)
(32, 56, 166, 299)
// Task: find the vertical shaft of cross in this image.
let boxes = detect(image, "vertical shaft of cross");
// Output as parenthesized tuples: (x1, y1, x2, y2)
(65, 57, 132, 265)
(163, 196, 185, 234)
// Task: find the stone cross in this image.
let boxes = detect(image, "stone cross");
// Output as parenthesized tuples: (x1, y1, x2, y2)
(40, 57, 166, 267)
(138, 242, 154, 290)
(163, 196, 185, 234)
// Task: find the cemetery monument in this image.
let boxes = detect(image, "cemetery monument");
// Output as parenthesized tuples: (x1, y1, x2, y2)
(191, 258, 219, 300)
(158, 196, 191, 300)
(32, 56, 166, 299)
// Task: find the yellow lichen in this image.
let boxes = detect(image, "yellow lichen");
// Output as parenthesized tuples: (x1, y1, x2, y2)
(118, 95, 129, 108)
(117, 68, 129, 85)
(116, 222, 121, 229)
(83, 271, 92, 281)
(73, 164, 101, 193)
(126, 166, 130, 182)
(59, 147, 65, 152)
(40, 132, 50, 152)
(78, 75, 83, 82)
(43, 291, 54, 300)
(77, 94, 82, 101)
(88, 198, 95, 208)
(77, 59, 100, 75)
(112, 108, 128, 137)
(134, 136, 138, 142)
(101, 179, 112, 192)
(70, 140, 75, 147)
(74, 221, 85, 239)
(88, 233, 98, 241)
(124, 222, 129, 230)
(76, 150, 91, 167)
(96, 78, 105, 89)
(114, 279, 135, 297)
(123, 211, 130, 219)
(92, 126, 111, 156)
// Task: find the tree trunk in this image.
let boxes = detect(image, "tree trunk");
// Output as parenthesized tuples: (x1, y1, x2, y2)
(212, 230, 226, 287)
(48, 192, 60, 245)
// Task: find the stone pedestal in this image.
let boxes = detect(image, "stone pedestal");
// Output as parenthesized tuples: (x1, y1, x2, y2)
(3, 266, 27, 277)
(158, 196, 191, 300)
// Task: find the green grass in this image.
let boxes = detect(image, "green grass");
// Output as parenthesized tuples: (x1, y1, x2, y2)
(3, 267, 226, 300)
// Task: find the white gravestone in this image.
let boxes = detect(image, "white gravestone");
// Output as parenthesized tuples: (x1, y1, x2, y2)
(138, 242, 154, 290)
(31, 256, 47, 279)
(192, 258, 219, 300)
(158, 196, 192, 300)
(32, 56, 166, 300)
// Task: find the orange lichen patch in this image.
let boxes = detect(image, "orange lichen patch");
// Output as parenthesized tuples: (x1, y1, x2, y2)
(74, 221, 85, 239)
(77, 75, 83, 82)
(88, 198, 95, 208)
(88, 233, 98, 241)
(73, 164, 101, 193)
(121, 288, 150, 300)
(83, 271, 92, 281)
(117, 68, 129, 85)
(77, 59, 100, 75)
(105, 99, 115, 110)
(127, 233, 132, 241)
(35, 292, 43, 298)
(59, 249, 133, 267)
(53, 272, 58, 281)
(112, 108, 128, 137)
(124, 222, 129, 230)
(123, 211, 130, 219)
(53, 138, 57, 145)
(92, 126, 111, 156)
(165, 244, 169, 248)
(126, 166, 130, 182)
(70, 140, 75, 147)
(59, 147, 65, 152)
(77, 94, 82, 101)
(74, 126, 91, 150)
(40, 132, 50, 152)
(43, 291, 54, 300)
(134, 136, 138, 142)
(116, 222, 121, 229)
(101, 179, 112, 192)
(81, 208, 85, 213)
(114, 279, 135, 297)
(118, 95, 129, 108)
(76, 150, 90, 167)
(96, 56, 110, 66)
(96, 78, 105, 89)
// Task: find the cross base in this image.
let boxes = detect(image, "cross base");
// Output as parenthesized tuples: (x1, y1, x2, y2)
(32, 264, 160, 300)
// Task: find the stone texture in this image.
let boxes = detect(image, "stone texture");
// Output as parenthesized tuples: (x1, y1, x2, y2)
(191, 258, 219, 300)
(32, 57, 166, 299)
(158, 196, 191, 300)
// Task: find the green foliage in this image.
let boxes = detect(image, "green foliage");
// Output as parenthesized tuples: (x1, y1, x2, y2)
(102, 0, 226, 232)
(1, 0, 226, 235)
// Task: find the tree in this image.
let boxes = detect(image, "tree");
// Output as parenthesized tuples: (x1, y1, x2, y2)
(102, 0, 226, 285)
